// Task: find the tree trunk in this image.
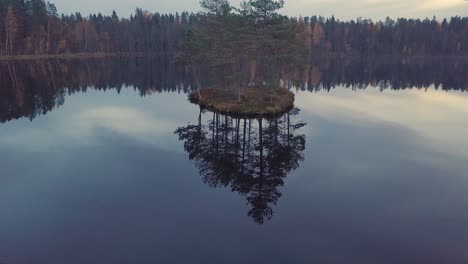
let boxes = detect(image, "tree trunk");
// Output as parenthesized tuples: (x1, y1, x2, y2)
(48, 61, 56, 90)
(259, 118, 264, 177)
(236, 118, 240, 158)
(5, 30, 9, 54)
(85, 25, 88, 52)
(47, 20, 50, 54)
(242, 118, 246, 172)
(7, 63, 15, 88)
(9, 28, 14, 55)
(287, 113, 290, 146)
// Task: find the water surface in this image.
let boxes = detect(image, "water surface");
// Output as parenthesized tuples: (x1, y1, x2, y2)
(1, 58, 468, 264)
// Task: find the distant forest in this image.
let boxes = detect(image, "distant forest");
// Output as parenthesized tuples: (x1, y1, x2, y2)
(0, 0, 467, 57)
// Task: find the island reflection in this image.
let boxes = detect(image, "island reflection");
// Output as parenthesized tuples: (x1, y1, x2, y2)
(175, 108, 306, 224)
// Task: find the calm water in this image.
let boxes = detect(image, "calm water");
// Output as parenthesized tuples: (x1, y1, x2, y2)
(1, 58, 468, 264)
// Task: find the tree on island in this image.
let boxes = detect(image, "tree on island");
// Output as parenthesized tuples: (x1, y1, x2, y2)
(181, 0, 311, 103)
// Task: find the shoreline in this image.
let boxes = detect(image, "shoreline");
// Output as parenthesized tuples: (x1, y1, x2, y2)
(190, 87, 295, 118)
(0, 52, 162, 61)
(1, 53, 467, 62)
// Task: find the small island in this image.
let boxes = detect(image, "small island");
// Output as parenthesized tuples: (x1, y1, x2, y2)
(189, 88, 295, 117)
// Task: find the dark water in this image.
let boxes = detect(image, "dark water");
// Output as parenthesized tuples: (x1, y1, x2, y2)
(1, 57, 468, 264)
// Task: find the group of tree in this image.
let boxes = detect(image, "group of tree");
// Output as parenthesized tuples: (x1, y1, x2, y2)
(0, 0, 193, 55)
(181, 0, 311, 99)
(175, 107, 306, 224)
(0, 0, 466, 57)
(0, 57, 192, 123)
(292, 57, 468, 92)
(308, 15, 467, 57)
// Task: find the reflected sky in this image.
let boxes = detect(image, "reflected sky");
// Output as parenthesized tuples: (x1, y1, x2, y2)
(296, 86, 468, 159)
(0, 89, 192, 153)
(1, 84, 468, 263)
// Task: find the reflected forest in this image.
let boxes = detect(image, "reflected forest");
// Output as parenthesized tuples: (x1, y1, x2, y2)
(0, 57, 466, 123)
(175, 108, 306, 224)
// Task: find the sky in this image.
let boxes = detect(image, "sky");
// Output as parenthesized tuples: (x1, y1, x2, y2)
(52, 0, 467, 21)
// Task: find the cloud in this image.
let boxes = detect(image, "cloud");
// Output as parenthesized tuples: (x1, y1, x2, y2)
(51, 0, 468, 20)
(419, 0, 464, 10)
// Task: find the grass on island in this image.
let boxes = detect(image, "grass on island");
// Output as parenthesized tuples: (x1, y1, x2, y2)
(190, 87, 295, 117)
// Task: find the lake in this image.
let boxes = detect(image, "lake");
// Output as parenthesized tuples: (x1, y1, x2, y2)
(1, 57, 468, 264)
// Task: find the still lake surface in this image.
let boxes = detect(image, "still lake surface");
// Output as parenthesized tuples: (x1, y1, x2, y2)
(1, 57, 468, 264)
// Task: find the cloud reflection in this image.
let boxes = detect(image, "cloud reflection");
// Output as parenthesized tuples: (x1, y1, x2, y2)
(296, 87, 468, 159)
(77, 106, 178, 143)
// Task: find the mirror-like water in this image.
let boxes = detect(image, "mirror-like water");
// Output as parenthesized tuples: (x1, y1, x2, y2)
(1, 57, 468, 264)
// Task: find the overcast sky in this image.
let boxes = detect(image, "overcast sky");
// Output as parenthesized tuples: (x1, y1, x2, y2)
(52, 0, 468, 21)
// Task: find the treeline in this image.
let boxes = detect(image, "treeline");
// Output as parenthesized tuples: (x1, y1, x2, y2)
(307, 16, 467, 56)
(0, 0, 467, 57)
(1, 0, 468, 57)
(0, 0, 193, 55)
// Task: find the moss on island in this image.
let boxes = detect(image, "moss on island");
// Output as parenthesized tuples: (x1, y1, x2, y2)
(189, 87, 295, 118)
